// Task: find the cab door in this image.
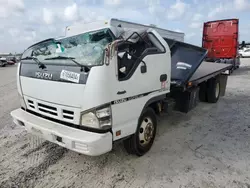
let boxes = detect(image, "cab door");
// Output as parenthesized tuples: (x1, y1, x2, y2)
(111, 30, 171, 141)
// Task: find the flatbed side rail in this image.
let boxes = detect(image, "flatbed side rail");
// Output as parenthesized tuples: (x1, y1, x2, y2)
(189, 64, 232, 86)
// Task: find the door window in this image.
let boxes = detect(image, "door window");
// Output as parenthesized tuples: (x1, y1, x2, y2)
(117, 32, 165, 81)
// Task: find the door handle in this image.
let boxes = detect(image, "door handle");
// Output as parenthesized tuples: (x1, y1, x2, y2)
(160, 74, 167, 82)
(117, 90, 126, 95)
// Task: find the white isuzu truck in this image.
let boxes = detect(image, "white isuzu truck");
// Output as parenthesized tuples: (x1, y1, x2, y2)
(11, 19, 231, 156)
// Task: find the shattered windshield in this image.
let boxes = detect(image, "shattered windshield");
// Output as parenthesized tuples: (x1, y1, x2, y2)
(21, 28, 114, 66)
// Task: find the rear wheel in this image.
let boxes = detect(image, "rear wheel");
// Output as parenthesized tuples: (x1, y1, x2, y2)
(207, 77, 220, 103)
(123, 108, 157, 156)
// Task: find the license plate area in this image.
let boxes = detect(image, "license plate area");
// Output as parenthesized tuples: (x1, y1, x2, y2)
(55, 135, 65, 145)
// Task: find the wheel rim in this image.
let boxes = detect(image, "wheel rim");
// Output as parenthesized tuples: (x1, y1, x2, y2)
(139, 117, 154, 147)
(215, 82, 220, 98)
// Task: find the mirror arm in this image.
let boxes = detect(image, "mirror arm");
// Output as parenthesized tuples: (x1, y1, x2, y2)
(125, 32, 150, 46)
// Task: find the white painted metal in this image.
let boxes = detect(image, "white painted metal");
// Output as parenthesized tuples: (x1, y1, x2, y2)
(110, 18, 185, 42)
(111, 29, 171, 141)
(11, 109, 112, 156)
(65, 18, 184, 42)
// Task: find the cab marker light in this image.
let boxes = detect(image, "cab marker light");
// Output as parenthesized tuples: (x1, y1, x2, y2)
(116, 130, 121, 137)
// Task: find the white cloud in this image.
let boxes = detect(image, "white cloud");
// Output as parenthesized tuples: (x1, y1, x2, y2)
(189, 22, 202, 29)
(9, 28, 20, 37)
(104, 0, 121, 6)
(23, 36, 33, 41)
(186, 32, 196, 39)
(193, 0, 199, 4)
(0, 0, 24, 18)
(1, 0, 250, 53)
(167, 0, 188, 20)
(234, 0, 250, 10)
(0, 0, 24, 10)
(31, 31, 36, 38)
(43, 8, 54, 24)
(208, 3, 228, 18)
(146, 0, 161, 14)
(192, 13, 203, 21)
(64, 3, 79, 21)
(174, 29, 183, 33)
(208, 0, 250, 18)
(148, 5, 165, 16)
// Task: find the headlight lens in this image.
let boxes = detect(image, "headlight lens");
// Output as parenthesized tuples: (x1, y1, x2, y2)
(81, 112, 99, 128)
(80, 104, 112, 130)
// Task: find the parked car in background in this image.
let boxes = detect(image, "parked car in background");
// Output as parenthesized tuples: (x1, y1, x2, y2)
(239, 48, 250, 58)
(7, 60, 15, 65)
(7, 56, 17, 65)
(0, 57, 7, 67)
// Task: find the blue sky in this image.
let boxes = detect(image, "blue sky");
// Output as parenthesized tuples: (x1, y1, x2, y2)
(0, 0, 249, 53)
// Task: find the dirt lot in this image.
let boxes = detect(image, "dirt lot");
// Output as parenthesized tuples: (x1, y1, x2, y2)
(1, 60, 250, 188)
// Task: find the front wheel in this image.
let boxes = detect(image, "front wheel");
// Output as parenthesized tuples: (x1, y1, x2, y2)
(123, 108, 157, 156)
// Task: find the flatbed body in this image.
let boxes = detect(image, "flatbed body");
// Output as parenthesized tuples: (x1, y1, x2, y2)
(189, 62, 231, 85)
(164, 38, 231, 90)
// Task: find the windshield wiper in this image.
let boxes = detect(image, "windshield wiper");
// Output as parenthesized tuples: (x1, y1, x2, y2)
(45, 56, 89, 72)
(21, 56, 46, 69)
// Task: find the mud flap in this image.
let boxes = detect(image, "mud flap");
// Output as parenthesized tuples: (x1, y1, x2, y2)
(174, 87, 200, 113)
(219, 74, 228, 96)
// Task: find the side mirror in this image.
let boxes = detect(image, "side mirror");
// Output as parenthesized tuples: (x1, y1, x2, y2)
(141, 62, 147, 74)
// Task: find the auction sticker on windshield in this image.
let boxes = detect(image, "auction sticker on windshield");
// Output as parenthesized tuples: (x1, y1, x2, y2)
(60, 70, 80, 83)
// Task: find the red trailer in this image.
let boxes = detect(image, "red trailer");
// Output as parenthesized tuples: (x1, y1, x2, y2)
(202, 18, 240, 73)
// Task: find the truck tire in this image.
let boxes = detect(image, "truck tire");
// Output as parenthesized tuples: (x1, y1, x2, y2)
(207, 77, 220, 103)
(123, 107, 157, 156)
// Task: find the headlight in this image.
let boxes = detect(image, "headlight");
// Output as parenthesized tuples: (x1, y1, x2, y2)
(81, 112, 99, 128)
(81, 104, 112, 130)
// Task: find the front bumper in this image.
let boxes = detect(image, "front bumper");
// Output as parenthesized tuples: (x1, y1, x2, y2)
(11, 108, 113, 156)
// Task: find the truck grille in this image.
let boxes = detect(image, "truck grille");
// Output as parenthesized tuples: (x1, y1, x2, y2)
(62, 109, 74, 120)
(26, 99, 75, 122)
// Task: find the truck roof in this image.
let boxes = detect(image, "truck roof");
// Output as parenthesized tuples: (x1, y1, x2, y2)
(110, 18, 185, 42)
(204, 18, 238, 24)
(64, 18, 185, 42)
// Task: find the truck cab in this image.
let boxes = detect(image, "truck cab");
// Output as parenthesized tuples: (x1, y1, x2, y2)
(11, 20, 171, 156)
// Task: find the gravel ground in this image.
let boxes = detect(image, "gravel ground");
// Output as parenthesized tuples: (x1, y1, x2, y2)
(1, 60, 250, 188)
